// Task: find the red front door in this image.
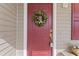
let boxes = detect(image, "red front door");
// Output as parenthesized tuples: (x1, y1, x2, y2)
(72, 4, 79, 40)
(27, 3, 53, 56)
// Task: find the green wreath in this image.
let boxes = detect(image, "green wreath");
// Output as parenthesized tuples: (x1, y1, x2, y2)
(32, 10, 48, 27)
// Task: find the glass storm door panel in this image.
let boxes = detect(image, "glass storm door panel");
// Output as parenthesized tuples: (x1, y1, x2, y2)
(72, 4, 79, 40)
(27, 3, 53, 56)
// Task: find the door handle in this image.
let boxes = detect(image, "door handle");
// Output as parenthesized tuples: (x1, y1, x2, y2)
(50, 42, 53, 47)
(49, 29, 53, 47)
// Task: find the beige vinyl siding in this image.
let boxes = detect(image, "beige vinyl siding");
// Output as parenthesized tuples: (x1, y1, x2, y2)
(0, 4, 17, 56)
(16, 3, 24, 56)
(56, 3, 71, 49)
(0, 4, 24, 56)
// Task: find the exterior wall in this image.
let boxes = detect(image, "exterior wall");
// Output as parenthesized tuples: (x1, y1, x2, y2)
(0, 3, 24, 56)
(0, 4, 17, 56)
(16, 3, 24, 56)
(56, 3, 79, 51)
